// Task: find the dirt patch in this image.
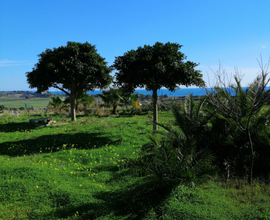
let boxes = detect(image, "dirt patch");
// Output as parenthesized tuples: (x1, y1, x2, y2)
(51, 122, 70, 126)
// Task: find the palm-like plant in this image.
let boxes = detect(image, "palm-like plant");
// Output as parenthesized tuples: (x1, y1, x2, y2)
(48, 96, 65, 113)
(124, 95, 215, 188)
(98, 87, 123, 115)
(120, 93, 140, 115)
(64, 93, 94, 112)
(173, 94, 209, 141)
(205, 58, 270, 184)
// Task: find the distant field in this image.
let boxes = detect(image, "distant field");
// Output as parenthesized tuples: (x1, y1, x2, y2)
(0, 97, 50, 108)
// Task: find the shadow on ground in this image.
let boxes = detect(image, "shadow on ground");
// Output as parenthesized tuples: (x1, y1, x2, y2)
(41, 174, 173, 220)
(37, 148, 173, 220)
(0, 122, 38, 133)
(0, 132, 120, 157)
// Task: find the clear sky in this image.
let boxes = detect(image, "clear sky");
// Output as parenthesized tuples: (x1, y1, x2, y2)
(0, 0, 269, 91)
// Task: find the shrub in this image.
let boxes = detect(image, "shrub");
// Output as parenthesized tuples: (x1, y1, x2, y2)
(124, 95, 215, 188)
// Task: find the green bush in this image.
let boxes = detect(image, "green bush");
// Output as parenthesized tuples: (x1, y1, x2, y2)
(124, 95, 216, 188)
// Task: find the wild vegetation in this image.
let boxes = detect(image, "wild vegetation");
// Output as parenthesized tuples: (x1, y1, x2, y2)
(1, 41, 270, 219)
(0, 105, 270, 219)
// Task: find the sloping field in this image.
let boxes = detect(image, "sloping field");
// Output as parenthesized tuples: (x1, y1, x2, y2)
(0, 112, 269, 219)
(0, 97, 50, 108)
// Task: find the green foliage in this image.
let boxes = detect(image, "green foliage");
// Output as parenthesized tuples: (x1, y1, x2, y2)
(141, 101, 173, 112)
(206, 63, 270, 183)
(0, 111, 270, 219)
(113, 42, 205, 92)
(77, 94, 95, 109)
(125, 95, 215, 188)
(126, 134, 215, 188)
(64, 93, 95, 112)
(171, 94, 209, 140)
(48, 96, 65, 112)
(113, 41, 206, 130)
(98, 87, 123, 114)
(120, 93, 140, 115)
(26, 42, 113, 93)
(161, 182, 270, 219)
(26, 41, 113, 121)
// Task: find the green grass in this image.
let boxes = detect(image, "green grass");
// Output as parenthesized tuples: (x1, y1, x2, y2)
(0, 97, 51, 108)
(0, 111, 269, 219)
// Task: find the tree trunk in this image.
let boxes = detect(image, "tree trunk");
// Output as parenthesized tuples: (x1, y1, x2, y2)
(152, 89, 158, 130)
(70, 94, 76, 122)
(112, 105, 118, 115)
(247, 129, 254, 184)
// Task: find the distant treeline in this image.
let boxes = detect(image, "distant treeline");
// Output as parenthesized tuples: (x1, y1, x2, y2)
(0, 91, 53, 99)
(137, 94, 200, 102)
(0, 91, 201, 102)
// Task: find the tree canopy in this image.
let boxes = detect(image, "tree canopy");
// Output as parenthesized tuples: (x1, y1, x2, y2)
(26, 41, 113, 121)
(112, 41, 205, 129)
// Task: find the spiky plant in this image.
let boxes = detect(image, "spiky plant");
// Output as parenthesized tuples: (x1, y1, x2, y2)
(120, 93, 140, 115)
(98, 87, 123, 115)
(205, 58, 270, 184)
(48, 96, 65, 113)
(124, 95, 215, 188)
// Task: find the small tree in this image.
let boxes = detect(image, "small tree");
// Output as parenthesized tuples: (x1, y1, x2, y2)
(48, 96, 65, 113)
(98, 87, 123, 115)
(77, 94, 95, 111)
(120, 93, 139, 115)
(26, 41, 113, 121)
(113, 42, 205, 130)
(205, 57, 270, 184)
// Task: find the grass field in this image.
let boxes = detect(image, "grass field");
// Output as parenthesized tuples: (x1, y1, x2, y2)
(0, 110, 270, 219)
(0, 96, 51, 108)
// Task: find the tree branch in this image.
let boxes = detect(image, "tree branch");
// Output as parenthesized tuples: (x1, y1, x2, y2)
(52, 84, 70, 96)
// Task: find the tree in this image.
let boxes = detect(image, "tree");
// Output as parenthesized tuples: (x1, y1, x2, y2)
(48, 96, 65, 113)
(26, 41, 113, 121)
(98, 87, 123, 115)
(205, 58, 270, 184)
(112, 42, 205, 130)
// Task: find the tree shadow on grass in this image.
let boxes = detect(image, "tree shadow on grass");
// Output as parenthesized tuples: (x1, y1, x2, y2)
(0, 132, 118, 157)
(41, 174, 174, 220)
(43, 146, 174, 219)
(0, 122, 38, 133)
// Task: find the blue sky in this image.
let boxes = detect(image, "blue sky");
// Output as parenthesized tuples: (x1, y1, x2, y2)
(0, 0, 269, 91)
